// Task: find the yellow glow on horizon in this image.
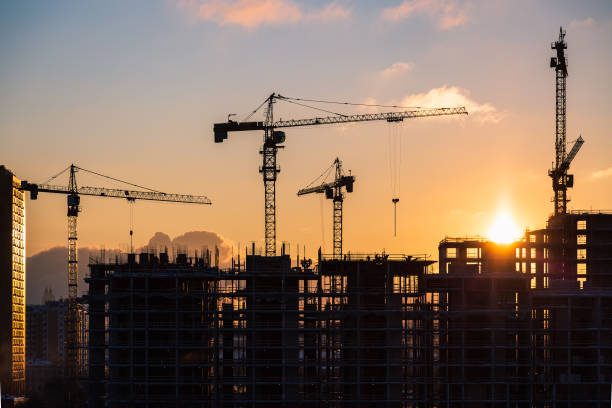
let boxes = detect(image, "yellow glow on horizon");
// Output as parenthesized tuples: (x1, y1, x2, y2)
(488, 212, 521, 244)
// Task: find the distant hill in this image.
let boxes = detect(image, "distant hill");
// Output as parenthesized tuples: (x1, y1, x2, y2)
(26, 230, 232, 304)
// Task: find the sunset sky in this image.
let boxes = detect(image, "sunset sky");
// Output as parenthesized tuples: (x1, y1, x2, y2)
(2, 0, 611, 268)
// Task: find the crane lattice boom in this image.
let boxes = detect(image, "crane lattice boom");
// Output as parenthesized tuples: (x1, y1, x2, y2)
(215, 105, 467, 142)
(297, 175, 354, 197)
(22, 182, 211, 204)
(560, 136, 584, 172)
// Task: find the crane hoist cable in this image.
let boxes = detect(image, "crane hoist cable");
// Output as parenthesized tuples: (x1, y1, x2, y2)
(240, 95, 421, 125)
(304, 159, 336, 189)
(75, 165, 162, 193)
(129, 199, 135, 253)
(387, 121, 403, 236)
(279, 98, 348, 118)
(301, 159, 337, 254)
(39, 165, 71, 184)
(277, 95, 422, 110)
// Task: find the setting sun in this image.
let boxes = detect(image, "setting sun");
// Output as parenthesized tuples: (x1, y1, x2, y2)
(488, 212, 521, 244)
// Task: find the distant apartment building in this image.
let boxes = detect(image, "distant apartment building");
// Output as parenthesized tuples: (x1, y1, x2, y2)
(26, 299, 66, 365)
(0, 165, 26, 395)
(26, 296, 88, 395)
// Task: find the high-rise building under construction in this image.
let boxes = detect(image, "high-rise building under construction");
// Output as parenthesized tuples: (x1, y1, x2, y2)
(0, 165, 26, 395)
(85, 209, 612, 407)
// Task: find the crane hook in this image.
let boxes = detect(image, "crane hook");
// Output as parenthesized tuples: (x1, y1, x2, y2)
(392, 198, 400, 237)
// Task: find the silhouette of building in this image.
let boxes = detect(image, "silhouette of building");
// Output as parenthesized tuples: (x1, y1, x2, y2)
(86, 211, 612, 407)
(86, 251, 218, 408)
(0, 165, 26, 395)
(25, 293, 89, 396)
(436, 211, 612, 406)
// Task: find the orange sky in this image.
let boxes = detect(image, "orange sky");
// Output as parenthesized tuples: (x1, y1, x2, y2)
(1, 1, 611, 267)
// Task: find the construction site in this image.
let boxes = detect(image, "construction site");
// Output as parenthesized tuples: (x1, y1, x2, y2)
(81, 28, 612, 407)
(82, 206, 612, 408)
(1, 26, 611, 408)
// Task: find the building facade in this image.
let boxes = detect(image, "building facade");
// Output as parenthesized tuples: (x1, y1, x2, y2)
(25, 298, 88, 396)
(436, 211, 612, 406)
(0, 165, 26, 395)
(87, 210, 612, 407)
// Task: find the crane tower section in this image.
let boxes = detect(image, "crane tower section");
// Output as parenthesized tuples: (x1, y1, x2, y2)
(298, 158, 354, 259)
(548, 27, 583, 215)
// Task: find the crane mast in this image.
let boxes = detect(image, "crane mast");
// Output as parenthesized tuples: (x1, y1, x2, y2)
(298, 158, 354, 259)
(214, 93, 467, 256)
(261, 96, 283, 257)
(548, 27, 583, 215)
(20, 165, 211, 393)
(66, 165, 80, 380)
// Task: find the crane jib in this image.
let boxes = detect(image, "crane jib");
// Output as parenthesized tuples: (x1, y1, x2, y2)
(19, 181, 211, 204)
(213, 107, 468, 143)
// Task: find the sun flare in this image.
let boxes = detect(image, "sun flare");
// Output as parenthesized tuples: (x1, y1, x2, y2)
(488, 212, 521, 244)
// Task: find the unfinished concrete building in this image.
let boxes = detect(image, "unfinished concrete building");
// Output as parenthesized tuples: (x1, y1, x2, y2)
(86, 251, 433, 407)
(316, 254, 434, 407)
(86, 252, 218, 408)
(436, 211, 612, 407)
(87, 211, 612, 407)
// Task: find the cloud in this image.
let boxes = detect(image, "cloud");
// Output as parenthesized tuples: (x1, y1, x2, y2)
(592, 167, 612, 179)
(381, 0, 468, 30)
(570, 17, 595, 29)
(306, 2, 352, 22)
(143, 230, 232, 262)
(177, 0, 351, 29)
(26, 230, 233, 304)
(399, 85, 501, 123)
(380, 61, 414, 78)
(26, 246, 122, 304)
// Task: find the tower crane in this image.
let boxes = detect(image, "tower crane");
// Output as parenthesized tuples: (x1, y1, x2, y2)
(20, 164, 211, 383)
(549, 27, 584, 215)
(298, 158, 354, 259)
(213, 93, 468, 256)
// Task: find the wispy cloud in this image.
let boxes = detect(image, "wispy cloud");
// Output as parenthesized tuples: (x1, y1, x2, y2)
(592, 167, 612, 179)
(381, 0, 468, 30)
(570, 17, 595, 29)
(175, 0, 351, 29)
(306, 2, 352, 22)
(399, 85, 501, 123)
(380, 61, 414, 78)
